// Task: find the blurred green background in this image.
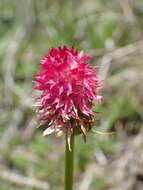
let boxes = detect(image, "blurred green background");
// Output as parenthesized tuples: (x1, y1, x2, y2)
(0, 0, 143, 189)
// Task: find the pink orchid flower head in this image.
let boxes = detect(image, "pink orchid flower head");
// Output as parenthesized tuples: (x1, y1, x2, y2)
(34, 45, 103, 146)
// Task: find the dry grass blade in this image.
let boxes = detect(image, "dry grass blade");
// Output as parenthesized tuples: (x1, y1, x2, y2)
(78, 164, 105, 190)
(0, 170, 49, 190)
(99, 40, 143, 80)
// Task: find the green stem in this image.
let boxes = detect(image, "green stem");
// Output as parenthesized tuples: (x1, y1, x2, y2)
(65, 133, 74, 190)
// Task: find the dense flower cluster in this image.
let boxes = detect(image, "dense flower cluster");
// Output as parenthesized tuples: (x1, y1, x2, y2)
(34, 46, 102, 145)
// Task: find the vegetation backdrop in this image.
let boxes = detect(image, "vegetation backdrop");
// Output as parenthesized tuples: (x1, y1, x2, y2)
(0, 0, 143, 189)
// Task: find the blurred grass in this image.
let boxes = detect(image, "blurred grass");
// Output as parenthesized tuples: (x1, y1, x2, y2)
(0, 0, 143, 189)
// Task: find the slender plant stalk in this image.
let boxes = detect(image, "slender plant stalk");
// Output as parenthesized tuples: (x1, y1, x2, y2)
(65, 133, 74, 190)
